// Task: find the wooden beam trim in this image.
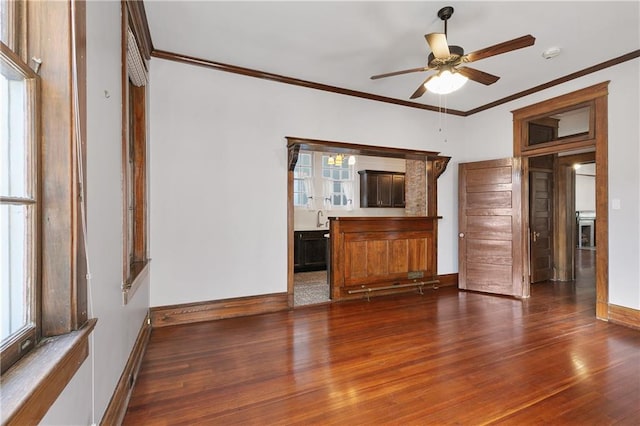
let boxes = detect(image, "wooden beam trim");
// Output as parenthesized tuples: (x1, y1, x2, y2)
(150, 47, 637, 117)
(436, 273, 458, 288)
(469, 51, 638, 116)
(285, 136, 439, 160)
(150, 293, 290, 328)
(287, 144, 300, 172)
(125, 0, 153, 60)
(608, 304, 640, 330)
(556, 151, 596, 166)
(150, 49, 466, 116)
(432, 156, 451, 179)
(512, 87, 606, 120)
(594, 95, 609, 319)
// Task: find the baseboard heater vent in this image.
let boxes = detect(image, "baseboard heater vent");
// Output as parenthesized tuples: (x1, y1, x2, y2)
(348, 280, 440, 301)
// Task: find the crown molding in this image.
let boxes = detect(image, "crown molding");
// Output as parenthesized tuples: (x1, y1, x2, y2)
(150, 49, 466, 116)
(467, 50, 640, 116)
(150, 48, 639, 117)
(126, 0, 153, 60)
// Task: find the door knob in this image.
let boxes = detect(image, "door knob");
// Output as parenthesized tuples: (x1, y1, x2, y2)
(459, 233, 465, 238)
(532, 231, 540, 242)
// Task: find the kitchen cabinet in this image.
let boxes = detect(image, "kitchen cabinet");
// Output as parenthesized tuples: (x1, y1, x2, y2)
(358, 170, 405, 208)
(294, 230, 328, 272)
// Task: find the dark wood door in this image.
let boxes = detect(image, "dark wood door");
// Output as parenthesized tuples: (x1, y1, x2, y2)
(530, 169, 554, 282)
(458, 158, 525, 297)
(392, 174, 405, 207)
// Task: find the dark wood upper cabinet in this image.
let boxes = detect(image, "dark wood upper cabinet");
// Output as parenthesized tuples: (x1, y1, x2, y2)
(359, 170, 405, 208)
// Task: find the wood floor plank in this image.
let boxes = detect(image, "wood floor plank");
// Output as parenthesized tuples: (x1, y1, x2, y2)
(123, 251, 640, 425)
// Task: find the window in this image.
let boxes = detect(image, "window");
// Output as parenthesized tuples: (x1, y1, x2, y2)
(0, 41, 39, 373)
(322, 154, 354, 208)
(1, 1, 97, 422)
(522, 103, 594, 151)
(293, 151, 312, 207)
(122, 2, 149, 301)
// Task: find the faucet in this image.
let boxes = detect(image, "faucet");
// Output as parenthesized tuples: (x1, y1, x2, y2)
(317, 210, 324, 228)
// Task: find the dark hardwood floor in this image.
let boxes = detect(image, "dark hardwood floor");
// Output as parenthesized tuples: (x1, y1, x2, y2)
(123, 250, 640, 425)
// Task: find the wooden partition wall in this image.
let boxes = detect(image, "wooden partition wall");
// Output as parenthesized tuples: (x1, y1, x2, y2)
(329, 216, 440, 301)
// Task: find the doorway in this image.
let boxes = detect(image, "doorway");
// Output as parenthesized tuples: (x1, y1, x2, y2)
(528, 153, 596, 287)
(513, 82, 609, 319)
(286, 137, 447, 308)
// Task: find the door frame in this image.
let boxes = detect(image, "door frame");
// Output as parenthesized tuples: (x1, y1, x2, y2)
(512, 82, 609, 319)
(286, 137, 449, 308)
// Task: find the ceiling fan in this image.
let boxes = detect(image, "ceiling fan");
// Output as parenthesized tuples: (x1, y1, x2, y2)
(371, 6, 536, 98)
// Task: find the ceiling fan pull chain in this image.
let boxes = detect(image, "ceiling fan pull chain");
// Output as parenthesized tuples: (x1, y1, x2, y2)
(443, 95, 448, 142)
(438, 95, 442, 132)
(437, 94, 448, 143)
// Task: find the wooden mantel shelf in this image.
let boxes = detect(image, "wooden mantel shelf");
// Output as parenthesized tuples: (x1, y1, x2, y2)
(329, 216, 440, 301)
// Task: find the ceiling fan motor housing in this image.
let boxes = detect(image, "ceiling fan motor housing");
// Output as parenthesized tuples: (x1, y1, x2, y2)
(428, 45, 465, 67)
(437, 6, 454, 21)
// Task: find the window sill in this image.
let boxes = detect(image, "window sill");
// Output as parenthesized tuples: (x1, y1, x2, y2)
(123, 259, 150, 305)
(0, 318, 97, 425)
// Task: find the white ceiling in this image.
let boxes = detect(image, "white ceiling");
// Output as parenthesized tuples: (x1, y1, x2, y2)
(144, 1, 640, 112)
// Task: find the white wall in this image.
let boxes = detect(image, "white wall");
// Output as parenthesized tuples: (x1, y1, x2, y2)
(463, 60, 640, 310)
(150, 35, 638, 314)
(41, 1, 150, 424)
(576, 164, 595, 212)
(149, 58, 465, 307)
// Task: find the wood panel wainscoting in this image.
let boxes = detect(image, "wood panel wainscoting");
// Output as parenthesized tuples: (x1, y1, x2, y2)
(330, 216, 440, 301)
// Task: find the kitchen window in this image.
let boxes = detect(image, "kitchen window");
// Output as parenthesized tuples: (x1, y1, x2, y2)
(322, 154, 354, 208)
(293, 151, 313, 207)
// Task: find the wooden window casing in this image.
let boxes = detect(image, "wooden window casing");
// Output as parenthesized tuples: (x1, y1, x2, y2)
(1, 1, 95, 424)
(121, 1, 150, 303)
(1, 0, 88, 372)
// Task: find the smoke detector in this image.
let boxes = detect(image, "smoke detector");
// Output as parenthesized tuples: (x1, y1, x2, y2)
(542, 47, 561, 59)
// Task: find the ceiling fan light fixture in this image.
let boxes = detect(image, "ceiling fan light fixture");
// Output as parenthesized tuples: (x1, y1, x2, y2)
(425, 69, 468, 95)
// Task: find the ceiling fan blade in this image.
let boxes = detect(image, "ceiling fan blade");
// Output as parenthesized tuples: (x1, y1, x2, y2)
(410, 75, 436, 99)
(457, 67, 500, 85)
(426, 33, 450, 58)
(464, 34, 536, 63)
(370, 66, 431, 80)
